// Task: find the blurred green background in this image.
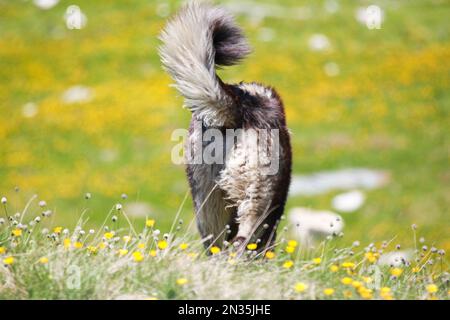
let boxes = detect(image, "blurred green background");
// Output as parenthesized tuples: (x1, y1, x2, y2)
(0, 0, 449, 249)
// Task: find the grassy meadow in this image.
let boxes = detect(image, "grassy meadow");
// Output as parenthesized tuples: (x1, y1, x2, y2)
(0, 0, 449, 299)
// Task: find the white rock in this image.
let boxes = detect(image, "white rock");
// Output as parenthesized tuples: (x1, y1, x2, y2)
(64, 5, 87, 30)
(33, 0, 59, 10)
(289, 207, 344, 246)
(22, 102, 38, 118)
(61, 85, 93, 104)
(332, 190, 365, 212)
(290, 168, 389, 196)
(308, 34, 330, 51)
(124, 202, 152, 218)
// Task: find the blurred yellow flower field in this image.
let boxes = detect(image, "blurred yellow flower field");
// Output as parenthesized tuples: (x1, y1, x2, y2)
(0, 0, 449, 255)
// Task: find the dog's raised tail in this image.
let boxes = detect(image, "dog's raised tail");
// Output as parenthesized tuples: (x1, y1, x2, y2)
(159, 1, 250, 125)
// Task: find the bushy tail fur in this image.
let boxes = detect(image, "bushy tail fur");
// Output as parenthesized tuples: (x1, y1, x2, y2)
(159, 1, 250, 126)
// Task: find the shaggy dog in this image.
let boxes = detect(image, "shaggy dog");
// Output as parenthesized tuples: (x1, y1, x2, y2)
(159, 1, 291, 252)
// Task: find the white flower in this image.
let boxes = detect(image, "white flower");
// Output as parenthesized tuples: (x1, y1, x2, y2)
(39, 200, 47, 208)
(115, 203, 122, 210)
(1, 197, 7, 204)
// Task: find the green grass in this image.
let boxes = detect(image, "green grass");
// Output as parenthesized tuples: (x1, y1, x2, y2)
(0, 0, 449, 264)
(0, 199, 448, 300)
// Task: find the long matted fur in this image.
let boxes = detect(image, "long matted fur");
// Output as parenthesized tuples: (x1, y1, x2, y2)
(159, 1, 292, 252)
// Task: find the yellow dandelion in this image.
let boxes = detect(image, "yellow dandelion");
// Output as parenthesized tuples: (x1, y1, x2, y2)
(149, 250, 157, 257)
(412, 267, 420, 273)
(285, 246, 295, 254)
(137, 243, 145, 249)
(364, 252, 379, 263)
(0, 247, 6, 255)
(362, 276, 373, 284)
(39, 257, 49, 264)
(287, 240, 298, 247)
(390, 268, 403, 277)
(351, 281, 362, 288)
(74, 242, 83, 249)
(312, 257, 322, 265)
(283, 260, 294, 269)
(343, 290, 352, 298)
(179, 243, 189, 250)
(123, 235, 131, 243)
(380, 287, 391, 294)
(87, 246, 97, 254)
(158, 240, 168, 250)
(341, 261, 355, 269)
(12, 229, 22, 237)
(63, 238, 71, 249)
(426, 284, 438, 294)
(176, 278, 188, 286)
(247, 243, 257, 251)
(295, 282, 308, 293)
(323, 288, 335, 296)
(118, 249, 128, 256)
(53, 226, 62, 234)
(132, 251, 144, 262)
(210, 246, 221, 255)
(103, 232, 114, 240)
(265, 251, 275, 259)
(341, 277, 353, 285)
(145, 219, 155, 228)
(329, 264, 339, 272)
(98, 242, 107, 249)
(3, 256, 14, 265)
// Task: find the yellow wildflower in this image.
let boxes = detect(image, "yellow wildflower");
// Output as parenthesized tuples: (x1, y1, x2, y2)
(145, 219, 155, 228)
(341, 262, 355, 269)
(329, 264, 339, 272)
(210, 246, 221, 255)
(132, 251, 144, 262)
(103, 232, 114, 240)
(313, 257, 322, 265)
(351, 281, 362, 288)
(285, 246, 295, 253)
(87, 246, 97, 254)
(265, 251, 275, 259)
(341, 277, 353, 285)
(287, 240, 298, 247)
(412, 267, 420, 273)
(39, 257, 49, 264)
(295, 282, 308, 293)
(390, 268, 403, 277)
(380, 287, 391, 294)
(323, 288, 334, 296)
(74, 242, 83, 249)
(0, 247, 6, 254)
(53, 226, 62, 234)
(176, 278, 188, 286)
(12, 229, 22, 237)
(118, 249, 128, 256)
(362, 276, 373, 284)
(426, 284, 438, 294)
(98, 242, 107, 249)
(359, 287, 373, 299)
(343, 290, 353, 298)
(365, 252, 379, 263)
(137, 243, 145, 249)
(247, 243, 257, 250)
(149, 250, 157, 257)
(179, 243, 189, 250)
(3, 256, 14, 265)
(63, 238, 71, 249)
(158, 240, 168, 250)
(283, 260, 294, 269)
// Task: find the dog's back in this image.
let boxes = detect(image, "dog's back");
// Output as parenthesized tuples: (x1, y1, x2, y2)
(159, 1, 291, 252)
